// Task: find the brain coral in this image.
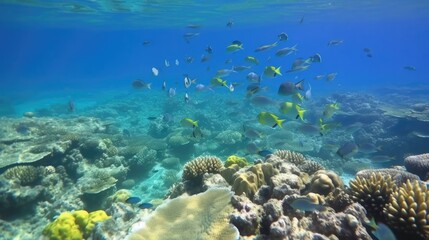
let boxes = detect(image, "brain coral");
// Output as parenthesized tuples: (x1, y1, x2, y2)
(182, 156, 224, 181)
(404, 153, 429, 180)
(349, 172, 396, 221)
(309, 170, 344, 196)
(232, 163, 278, 199)
(384, 180, 429, 239)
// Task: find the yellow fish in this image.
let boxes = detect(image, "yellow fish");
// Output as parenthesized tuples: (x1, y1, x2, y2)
(257, 112, 285, 128)
(263, 66, 282, 78)
(210, 77, 228, 88)
(181, 118, 198, 128)
(226, 44, 243, 52)
(323, 103, 340, 119)
(279, 102, 306, 121)
(244, 56, 259, 65)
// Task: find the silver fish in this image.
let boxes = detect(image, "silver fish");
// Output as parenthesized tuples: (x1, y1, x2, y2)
(168, 88, 176, 97)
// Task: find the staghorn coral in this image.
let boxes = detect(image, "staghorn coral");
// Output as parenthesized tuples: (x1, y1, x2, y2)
(309, 170, 344, 196)
(404, 153, 429, 180)
(182, 156, 223, 181)
(273, 149, 306, 165)
(127, 188, 239, 240)
(3, 165, 42, 186)
(349, 172, 396, 221)
(384, 179, 429, 239)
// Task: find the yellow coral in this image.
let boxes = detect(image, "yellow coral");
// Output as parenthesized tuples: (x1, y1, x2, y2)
(42, 210, 110, 240)
(225, 155, 248, 168)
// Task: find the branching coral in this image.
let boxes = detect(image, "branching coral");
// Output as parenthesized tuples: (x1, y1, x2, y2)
(182, 156, 224, 181)
(3, 165, 42, 186)
(384, 180, 429, 239)
(349, 172, 396, 221)
(273, 150, 306, 165)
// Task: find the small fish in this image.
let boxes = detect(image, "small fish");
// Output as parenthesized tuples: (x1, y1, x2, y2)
(192, 126, 203, 138)
(322, 103, 340, 119)
(216, 68, 235, 77)
(326, 72, 337, 81)
(278, 32, 288, 41)
(201, 54, 211, 62)
(147, 116, 157, 121)
(336, 142, 358, 158)
(304, 83, 312, 100)
(279, 102, 306, 121)
(183, 32, 200, 40)
(314, 75, 325, 80)
(226, 20, 234, 28)
(225, 59, 233, 64)
(195, 84, 214, 92)
(181, 118, 198, 128)
(299, 16, 304, 24)
(132, 80, 151, 89)
(233, 65, 251, 72)
(126, 197, 141, 204)
(278, 80, 304, 96)
(162, 81, 167, 91)
(286, 65, 310, 73)
(371, 155, 395, 163)
(363, 48, 371, 53)
(228, 84, 235, 92)
(263, 66, 282, 78)
(164, 59, 170, 67)
(258, 149, 273, 157)
(275, 45, 298, 57)
(210, 77, 228, 88)
(138, 202, 154, 209)
(187, 24, 201, 29)
(250, 95, 275, 106)
(328, 40, 343, 46)
(184, 76, 196, 88)
(185, 56, 193, 63)
(246, 84, 268, 97)
(244, 56, 259, 65)
(372, 223, 397, 240)
(68, 100, 75, 112)
(168, 88, 176, 97)
(175, 59, 179, 66)
(257, 112, 285, 128)
(184, 93, 190, 103)
(254, 42, 278, 52)
(152, 67, 159, 76)
(142, 40, 151, 45)
(404, 65, 416, 71)
(205, 45, 213, 54)
(246, 72, 261, 84)
(289, 197, 326, 212)
(307, 53, 322, 63)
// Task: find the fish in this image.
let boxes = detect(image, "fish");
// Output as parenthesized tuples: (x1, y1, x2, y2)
(226, 20, 234, 28)
(254, 42, 278, 52)
(307, 53, 322, 63)
(371, 155, 395, 163)
(326, 72, 338, 81)
(164, 59, 170, 67)
(138, 202, 154, 209)
(258, 149, 273, 157)
(184, 93, 190, 103)
(142, 40, 151, 45)
(278, 80, 304, 96)
(299, 16, 304, 24)
(250, 95, 276, 106)
(147, 117, 157, 121)
(322, 103, 340, 119)
(226, 44, 243, 52)
(68, 100, 75, 112)
(192, 126, 203, 138)
(184, 76, 196, 88)
(304, 84, 312, 100)
(216, 68, 235, 78)
(181, 118, 198, 128)
(314, 75, 325, 80)
(183, 32, 200, 40)
(186, 24, 201, 29)
(257, 112, 286, 128)
(244, 56, 259, 65)
(278, 32, 288, 41)
(319, 118, 340, 136)
(246, 72, 261, 84)
(289, 197, 326, 212)
(210, 77, 228, 88)
(168, 88, 176, 97)
(328, 40, 343, 46)
(286, 65, 310, 73)
(298, 123, 320, 135)
(201, 54, 211, 62)
(126, 197, 141, 204)
(195, 84, 214, 92)
(132, 80, 151, 89)
(205, 46, 213, 54)
(275, 45, 298, 57)
(233, 65, 251, 72)
(357, 142, 379, 154)
(151, 67, 159, 76)
(185, 56, 194, 63)
(225, 59, 233, 64)
(228, 84, 235, 92)
(404, 65, 416, 71)
(279, 102, 306, 121)
(263, 66, 282, 78)
(162, 81, 167, 91)
(292, 92, 304, 103)
(246, 84, 267, 97)
(175, 59, 179, 66)
(372, 223, 397, 240)
(336, 142, 358, 158)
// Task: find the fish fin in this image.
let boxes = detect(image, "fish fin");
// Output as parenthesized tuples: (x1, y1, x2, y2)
(295, 80, 304, 90)
(277, 119, 286, 128)
(275, 67, 282, 76)
(271, 123, 278, 128)
(147, 83, 152, 89)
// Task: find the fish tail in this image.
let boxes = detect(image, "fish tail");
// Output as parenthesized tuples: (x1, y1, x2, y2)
(147, 83, 152, 89)
(277, 119, 286, 128)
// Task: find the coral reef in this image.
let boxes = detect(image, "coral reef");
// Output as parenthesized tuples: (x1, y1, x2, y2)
(3, 165, 43, 186)
(127, 188, 239, 240)
(309, 170, 344, 196)
(384, 180, 429, 240)
(225, 155, 249, 168)
(273, 149, 307, 165)
(182, 156, 224, 181)
(232, 163, 278, 199)
(356, 168, 420, 185)
(349, 172, 396, 221)
(404, 153, 429, 180)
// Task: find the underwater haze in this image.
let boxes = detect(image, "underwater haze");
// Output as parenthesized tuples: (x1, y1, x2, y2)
(1, 1, 429, 240)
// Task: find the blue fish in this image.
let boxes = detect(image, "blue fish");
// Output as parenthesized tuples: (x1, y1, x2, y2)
(258, 150, 273, 157)
(138, 202, 154, 209)
(125, 197, 141, 204)
(372, 223, 397, 240)
(289, 197, 326, 212)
